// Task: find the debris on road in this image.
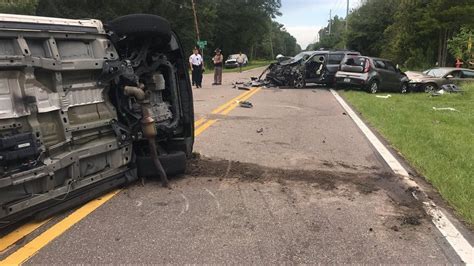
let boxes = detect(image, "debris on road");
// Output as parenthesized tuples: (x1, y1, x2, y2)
(256, 128, 264, 133)
(238, 101, 253, 108)
(441, 84, 463, 93)
(432, 107, 459, 112)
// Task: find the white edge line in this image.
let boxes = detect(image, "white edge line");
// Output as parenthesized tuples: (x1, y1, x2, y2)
(179, 193, 189, 215)
(204, 188, 221, 212)
(330, 89, 474, 264)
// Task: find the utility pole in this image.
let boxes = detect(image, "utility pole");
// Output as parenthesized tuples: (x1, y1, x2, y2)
(345, 0, 349, 49)
(345, 0, 349, 32)
(191, 0, 200, 42)
(328, 9, 332, 35)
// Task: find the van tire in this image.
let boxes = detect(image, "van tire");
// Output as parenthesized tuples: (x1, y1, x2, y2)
(107, 14, 172, 42)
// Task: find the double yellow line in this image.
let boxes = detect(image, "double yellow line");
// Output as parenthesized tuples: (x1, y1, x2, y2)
(194, 87, 261, 136)
(0, 87, 261, 265)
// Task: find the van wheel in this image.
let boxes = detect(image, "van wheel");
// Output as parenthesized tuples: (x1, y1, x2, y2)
(400, 82, 408, 94)
(368, 80, 379, 93)
(107, 14, 172, 41)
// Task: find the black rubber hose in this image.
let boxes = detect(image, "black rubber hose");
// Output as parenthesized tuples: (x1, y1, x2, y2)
(148, 139, 169, 187)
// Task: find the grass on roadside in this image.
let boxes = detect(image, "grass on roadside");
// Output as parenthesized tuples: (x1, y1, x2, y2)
(221, 60, 272, 73)
(200, 60, 272, 74)
(340, 83, 474, 226)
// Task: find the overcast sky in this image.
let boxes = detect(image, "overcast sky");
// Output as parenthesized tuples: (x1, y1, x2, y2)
(276, 0, 361, 50)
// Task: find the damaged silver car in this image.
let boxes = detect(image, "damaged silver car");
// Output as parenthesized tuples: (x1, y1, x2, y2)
(0, 14, 194, 229)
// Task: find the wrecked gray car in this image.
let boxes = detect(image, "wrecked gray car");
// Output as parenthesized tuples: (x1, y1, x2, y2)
(0, 14, 194, 229)
(264, 50, 360, 88)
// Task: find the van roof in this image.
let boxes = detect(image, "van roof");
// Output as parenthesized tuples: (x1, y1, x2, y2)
(0, 13, 105, 33)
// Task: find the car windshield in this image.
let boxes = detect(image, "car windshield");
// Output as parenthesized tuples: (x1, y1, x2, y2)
(424, 68, 451, 78)
(287, 51, 314, 63)
(328, 54, 344, 65)
(228, 54, 239, 60)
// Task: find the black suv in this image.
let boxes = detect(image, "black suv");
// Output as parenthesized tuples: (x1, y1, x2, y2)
(335, 56, 409, 93)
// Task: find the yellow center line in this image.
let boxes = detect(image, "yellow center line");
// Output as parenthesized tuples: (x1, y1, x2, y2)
(220, 88, 261, 115)
(195, 120, 217, 136)
(0, 219, 51, 253)
(0, 87, 262, 265)
(211, 89, 254, 114)
(1, 191, 119, 265)
(194, 117, 207, 128)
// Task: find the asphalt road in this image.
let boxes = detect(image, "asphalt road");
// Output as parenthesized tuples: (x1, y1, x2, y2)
(3, 67, 469, 264)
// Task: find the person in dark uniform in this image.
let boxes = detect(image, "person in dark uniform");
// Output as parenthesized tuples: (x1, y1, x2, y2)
(189, 47, 204, 88)
(212, 48, 223, 85)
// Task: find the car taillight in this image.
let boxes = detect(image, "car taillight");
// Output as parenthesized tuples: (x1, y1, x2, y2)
(364, 60, 370, 73)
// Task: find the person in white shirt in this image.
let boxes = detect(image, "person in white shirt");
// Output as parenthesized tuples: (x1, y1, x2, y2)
(236, 52, 245, 73)
(189, 48, 204, 88)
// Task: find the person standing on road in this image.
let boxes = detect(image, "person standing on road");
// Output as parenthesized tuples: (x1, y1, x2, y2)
(212, 48, 224, 85)
(189, 47, 204, 88)
(237, 51, 245, 73)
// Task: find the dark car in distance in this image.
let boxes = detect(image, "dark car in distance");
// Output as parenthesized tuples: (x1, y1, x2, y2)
(335, 56, 409, 93)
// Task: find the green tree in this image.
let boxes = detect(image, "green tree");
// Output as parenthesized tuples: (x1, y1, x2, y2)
(0, 0, 38, 14)
(447, 26, 473, 62)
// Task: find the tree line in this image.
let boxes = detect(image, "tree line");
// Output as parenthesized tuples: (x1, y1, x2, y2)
(0, 0, 301, 62)
(307, 0, 474, 69)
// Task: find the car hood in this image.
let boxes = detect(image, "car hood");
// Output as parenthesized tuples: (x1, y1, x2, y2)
(405, 71, 438, 81)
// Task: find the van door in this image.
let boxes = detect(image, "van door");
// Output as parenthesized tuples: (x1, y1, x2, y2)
(373, 60, 397, 90)
(384, 61, 402, 90)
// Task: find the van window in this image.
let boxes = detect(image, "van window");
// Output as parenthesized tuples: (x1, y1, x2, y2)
(374, 60, 386, 69)
(385, 61, 396, 72)
(343, 56, 366, 67)
(328, 54, 344, 64)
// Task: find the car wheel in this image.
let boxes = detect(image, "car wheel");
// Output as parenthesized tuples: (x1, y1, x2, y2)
(423, 83, 438, 93)
(400, 82, 408, 94)
(293, 73, 305, 88)
(368, 80, 379, 94)
(107, 14, 172, 41)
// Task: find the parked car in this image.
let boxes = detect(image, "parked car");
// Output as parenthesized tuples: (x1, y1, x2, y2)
(335, 56, 409, 93)
(265, 50, 360, 87)
(405, 67, 474, 92)
(0, 13, 194, 229)
(225, 54, 248, 68)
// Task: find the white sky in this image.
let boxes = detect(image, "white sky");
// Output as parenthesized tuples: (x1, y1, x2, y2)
(277, 0, 361, 49)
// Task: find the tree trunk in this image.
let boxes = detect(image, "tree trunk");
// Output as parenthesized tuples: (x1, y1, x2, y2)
(442, 29, 448, 67)
(437, 30, 442, 66)
(250, 44, 255, 60)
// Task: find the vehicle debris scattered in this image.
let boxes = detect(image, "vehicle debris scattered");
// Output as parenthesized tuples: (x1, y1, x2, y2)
(432, 107, 459, 112)
(238, 101, 253, 108)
